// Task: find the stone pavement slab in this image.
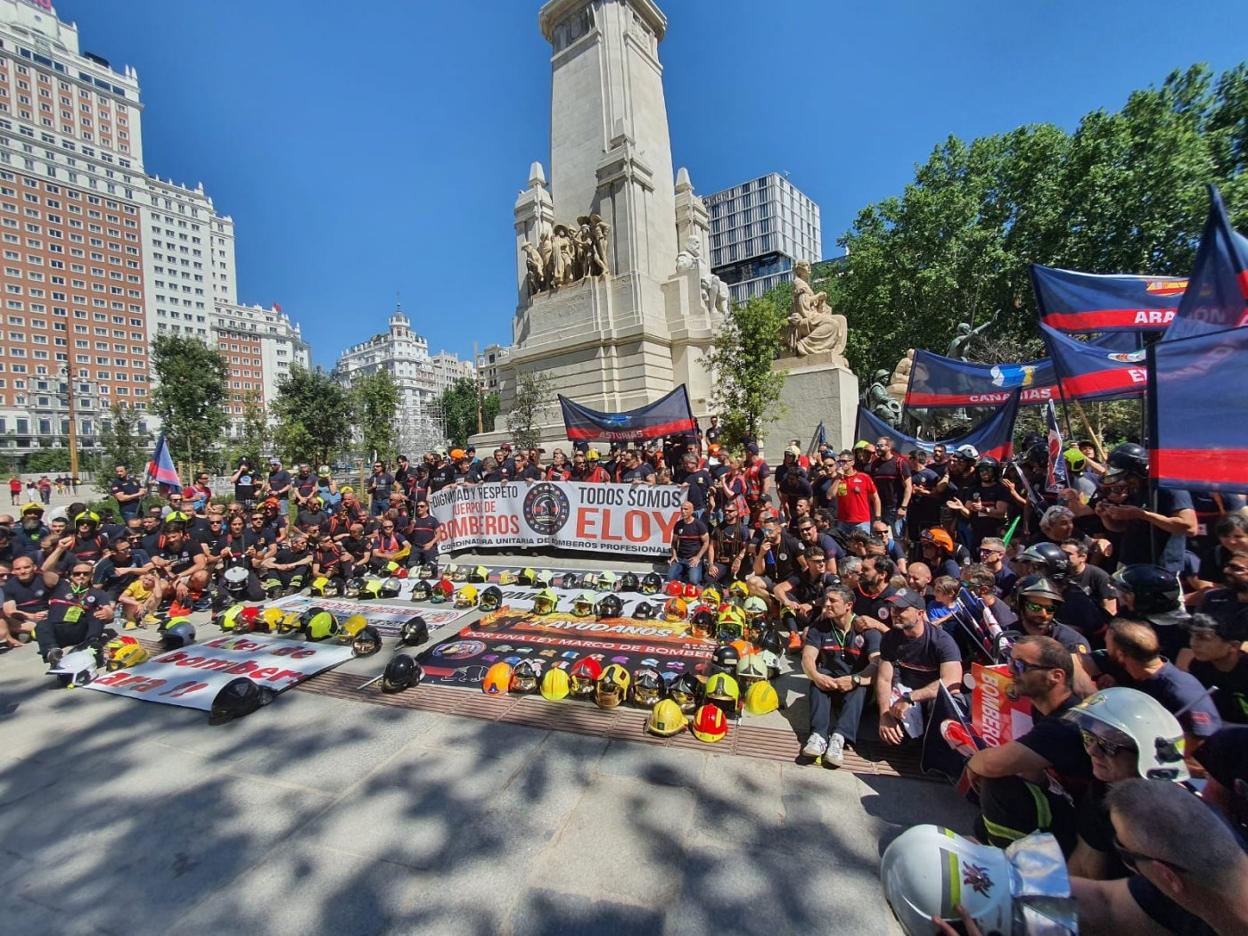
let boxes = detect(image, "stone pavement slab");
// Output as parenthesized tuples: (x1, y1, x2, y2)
(0, 593, 979, 935)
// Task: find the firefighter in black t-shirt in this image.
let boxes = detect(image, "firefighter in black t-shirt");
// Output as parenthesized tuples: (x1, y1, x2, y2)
(37, 559, 114, 662)
(966, 635, 1092, 853)
(774, 547, 838, 651)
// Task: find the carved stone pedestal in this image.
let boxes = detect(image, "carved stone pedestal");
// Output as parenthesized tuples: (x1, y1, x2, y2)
(761, 358, 859, 456)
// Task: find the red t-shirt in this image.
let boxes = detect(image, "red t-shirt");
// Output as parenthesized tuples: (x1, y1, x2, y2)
(835, 472, 877, 524)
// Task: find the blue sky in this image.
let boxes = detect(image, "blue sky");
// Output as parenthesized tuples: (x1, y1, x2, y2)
(62, 0, 1246, 368)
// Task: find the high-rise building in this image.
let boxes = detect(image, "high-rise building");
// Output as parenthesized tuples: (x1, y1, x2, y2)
(210, 301, 309, 428)
(0, 0, 307, 458)
(335, 308, 474, 455)
(0, 0, 150, 456)
(143, 174, 236, 341)
(704, 172, 821, 305)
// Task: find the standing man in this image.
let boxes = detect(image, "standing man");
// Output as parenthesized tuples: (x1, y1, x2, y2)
(834, 450, 880, 535)
(265, 458, 292, 505)
(408, 500, 441, 574)
(231, 458, 258, 510)
(8, 475, 21, 507)
(870, 437, 912, 538)
(667, 500, 709, 585)
(367, 460, 394, 516)
(187, 472, 213, 515)
(801, 585, 882, 766)
(109, 464, 145, 522)
(704, 415, 721, 447)
(675, 453, 712, 520)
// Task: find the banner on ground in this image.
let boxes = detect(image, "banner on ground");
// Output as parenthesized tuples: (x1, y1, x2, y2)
(1164, 185, 1248, 343)
(905, 332, 1142, 408)
(857, 392, 1019, 461)
(1031, 264, 1186, 332)
(269, 595, 469, 637)
(1149, 326, 1248, 494)
(970, 663, 1033, 746)
(430, 481, 682, 556)
(418, 603, 715, 688)
(86, 633, 352, 710)
(1040, 323, 1147, 401)
(559, 385, 696, 442)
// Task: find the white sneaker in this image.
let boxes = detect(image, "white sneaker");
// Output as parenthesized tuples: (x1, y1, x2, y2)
(826, 733, 846, 767)
(802, 733, 828, 759)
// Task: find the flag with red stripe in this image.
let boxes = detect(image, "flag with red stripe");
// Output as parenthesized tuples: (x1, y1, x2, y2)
(1031, 264, 1186, 332)
(1149, 325, 1248, 494)
(1041, 323, 1148, 401)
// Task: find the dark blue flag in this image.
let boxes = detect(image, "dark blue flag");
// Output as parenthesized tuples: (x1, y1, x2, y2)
(1164, 185, 1248, 343)
(1040, 323, 1148, 401)
(559, 385, 696, 442)
(1031, 264, 1186, 332)
(857, 390, 1020, 461)
(1149, 326, 1248, 494)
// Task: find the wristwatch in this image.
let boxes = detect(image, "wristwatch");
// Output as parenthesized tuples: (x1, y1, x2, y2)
(851, 673, 862, 688)
(901, 691, 914, 705)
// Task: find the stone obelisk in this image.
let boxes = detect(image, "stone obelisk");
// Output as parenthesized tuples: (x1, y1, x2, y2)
(474, 0, 722, 447)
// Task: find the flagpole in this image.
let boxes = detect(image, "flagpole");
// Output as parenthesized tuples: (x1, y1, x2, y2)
(1071, 398, 1106, 462)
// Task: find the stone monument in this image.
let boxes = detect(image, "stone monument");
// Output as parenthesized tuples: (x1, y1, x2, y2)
(472, 0, 723, 449)
(761, 259, 859, 452)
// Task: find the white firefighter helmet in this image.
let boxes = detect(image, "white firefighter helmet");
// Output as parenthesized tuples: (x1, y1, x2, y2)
(880, 825, 1077, 936)
(1063, 686, 1189, 781)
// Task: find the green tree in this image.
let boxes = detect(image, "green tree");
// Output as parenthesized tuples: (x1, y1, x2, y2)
(352, 369, 401, 462)
(271, 365, 353, 467)
(506, 372, 552, 452)
(97, 402, 147, 494)
(225, 390, 268, 469)
(439, 377, 501, 447)
(150, 334, 229, 469)
(829, 64, 1247, 381)
(705, 292, 788, 448)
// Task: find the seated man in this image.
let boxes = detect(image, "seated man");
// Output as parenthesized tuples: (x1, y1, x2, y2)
(260, 533, 313, 593)
(774, 546, 838, 652)
(1064, 688, 1189, 881)
(1179, 612, 1248, 725)
(92, 536, 154, 602)
(1087, 618, 1222, 748)
(966, 636, 1092, 853)
(2, 553, 52, 645)
(746, 513, 806, 600)
(874, 588, 963, 746)
(666, 500, 709, 585)
(1071, 778, 1248, 936)
(800, 585, 881, 766)
(1004, 575, 1095, 695)
(150, 522, 208, 604)
(37, 560, 114, 662)
(368, 519, 409, 573)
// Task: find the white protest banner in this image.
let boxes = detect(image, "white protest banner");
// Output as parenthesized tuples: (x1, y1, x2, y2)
(430, 481, 683, 556)
(86, 633, 353, 711)
(269, 595, 469, 636)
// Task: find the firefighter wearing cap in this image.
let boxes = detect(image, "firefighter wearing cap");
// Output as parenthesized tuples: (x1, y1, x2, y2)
(874, 588, 962, 747)
(1093, 442, 1197, 574)
(966, 635, 1092, 854)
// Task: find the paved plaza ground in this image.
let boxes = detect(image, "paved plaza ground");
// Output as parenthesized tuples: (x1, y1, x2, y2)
(1, 547, 978, 935)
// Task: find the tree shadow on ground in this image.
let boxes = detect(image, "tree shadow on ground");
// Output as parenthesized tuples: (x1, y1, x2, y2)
(2, 645, 955, 935)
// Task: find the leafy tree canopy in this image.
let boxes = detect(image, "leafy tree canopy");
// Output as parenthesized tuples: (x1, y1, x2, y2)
(271, 365, 354, 468)
(150, 334, 228, 469)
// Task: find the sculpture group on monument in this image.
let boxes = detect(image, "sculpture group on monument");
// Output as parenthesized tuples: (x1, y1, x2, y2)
(521, 214, 611, 296)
